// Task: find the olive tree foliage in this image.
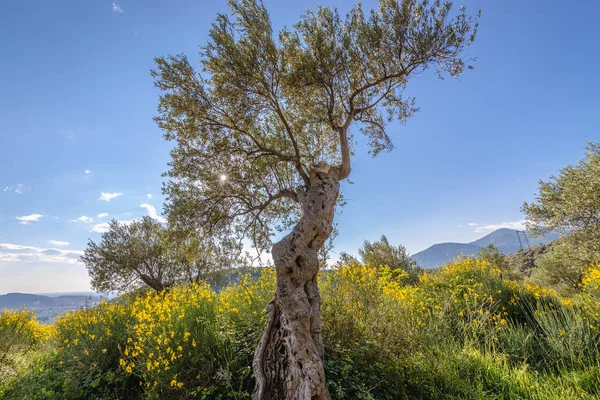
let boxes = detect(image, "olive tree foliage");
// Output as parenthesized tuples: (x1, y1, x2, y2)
(165, 228, 246, 287)
(152, 0, 479, 398)
(81, 216, 242, 293)
(476, 244, 524, 281)
(339, 235, 423, 283)
(523, 142, 600, 291)
(153, 0, 480, 252)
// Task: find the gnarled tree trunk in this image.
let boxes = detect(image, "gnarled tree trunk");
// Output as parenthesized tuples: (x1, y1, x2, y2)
(253, 164, 338, 400)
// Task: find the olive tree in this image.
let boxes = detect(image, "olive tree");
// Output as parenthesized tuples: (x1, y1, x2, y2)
(153, 0, 479, 397)
(523, 142, 600, 290)
(360, 235, 423, 283)
(82, 216, 241, 293)
(82, 217, 173, 292)
(338, 235, 422, 283)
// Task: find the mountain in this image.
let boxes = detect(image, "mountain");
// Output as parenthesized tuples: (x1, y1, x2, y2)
(411, 228, 559, 269)
(471, 228, 560, 254)
(410, 243, 481, 271)
(0, 293, 101, 322)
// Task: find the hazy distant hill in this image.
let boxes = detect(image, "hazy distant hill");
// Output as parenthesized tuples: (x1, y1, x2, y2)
(0, 293, 101, 322)
(411, 228, 559, 269)
(470, 228, 560, 254)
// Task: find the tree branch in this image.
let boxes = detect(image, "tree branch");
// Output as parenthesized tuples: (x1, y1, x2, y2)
(336, 126, 351, 181)
(270, 98, 311, 185)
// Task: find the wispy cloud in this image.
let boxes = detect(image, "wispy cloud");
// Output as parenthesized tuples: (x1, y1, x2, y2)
(140, 203, 167, 223)
(147, 193, 153, 199)
(99, 192, 123, 202)
(474, 220, 527, 233)
(112, 2, 123, 13)
(49, 240, 69, 247)
(16, 214, 43, 225)
(69, 215, 93, 223)
(0, 243, 82, 264)
(97, 212, 109, 218)
(60, 128, 74, 139)
(468, 222, 478, 227)
(4, 184, 28, 194)
(85, 169, 91, 174)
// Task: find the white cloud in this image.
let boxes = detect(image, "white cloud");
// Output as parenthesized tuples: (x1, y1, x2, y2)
(69, 215, 93, 223)
(140, 203, 167, 223)
(14, 184, 25, 194)
(85, 169, 91, 174)
(468, 222, 478, 226)
(99, 192, 123, 201)
(91, 223, 110, 233)
(91, 220, 132, 233)
(49, 240, 69, 247)
(3, 186, 8, 192)
(147, 193, 153, 199)
(474, 220, 527, 233)
(97, 212, 109, 218)
(112, 2, 123, 13)
(0, 243, 83, 264)
(16, 214, 43, 224)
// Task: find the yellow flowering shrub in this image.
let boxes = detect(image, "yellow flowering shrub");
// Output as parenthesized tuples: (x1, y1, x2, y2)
(52, 299, 135, 397)
(118, 282, 224, 397)
(1, 309, 51, 381)
(217, 268, 275, 322)
(582, 264, 600, 294)
(321, 264, 421, 358)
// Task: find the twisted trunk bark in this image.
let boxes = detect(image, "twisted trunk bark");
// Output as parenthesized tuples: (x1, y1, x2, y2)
(253, 164, 338, 400)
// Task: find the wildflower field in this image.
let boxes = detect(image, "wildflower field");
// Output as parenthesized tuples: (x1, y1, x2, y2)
(1, 259, 600, 399)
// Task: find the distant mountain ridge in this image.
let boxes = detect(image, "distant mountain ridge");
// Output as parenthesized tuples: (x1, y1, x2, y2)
(411, 228, 560, 269)
(0, 293, 101, 322)
(0, 293, 99, 309)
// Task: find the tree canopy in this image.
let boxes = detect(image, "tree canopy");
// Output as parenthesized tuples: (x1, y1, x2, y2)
(153, 0, 480, 253)
(340, 234, 423, 283)
(523, 142, 600, 291)
(81, 216, 243, 293)
(523, 142, 600, 235)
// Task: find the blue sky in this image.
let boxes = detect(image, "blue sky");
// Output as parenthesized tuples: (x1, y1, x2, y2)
(0, 0, 598, 293)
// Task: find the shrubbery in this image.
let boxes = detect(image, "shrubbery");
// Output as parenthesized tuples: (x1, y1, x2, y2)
(1, 259, 600, 399)
(0, 309, 51, 383)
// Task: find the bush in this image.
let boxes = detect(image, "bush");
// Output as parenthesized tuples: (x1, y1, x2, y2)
(0, 309, 51, 383)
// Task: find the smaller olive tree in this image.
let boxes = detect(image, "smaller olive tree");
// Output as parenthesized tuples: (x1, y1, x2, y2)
(476, 244, 524, 281)
(522, 142, 600, 291)
(81, 216, 242, 293)
(339, 235, 423, 283)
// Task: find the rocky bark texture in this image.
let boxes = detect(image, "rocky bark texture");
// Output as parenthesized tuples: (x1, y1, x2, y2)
(252, 164, 339, 400)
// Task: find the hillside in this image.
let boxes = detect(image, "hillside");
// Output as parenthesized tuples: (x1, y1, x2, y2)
(0, 293, 101, 322)
(505, 243, 554, 278)
(411, 228, 559, 269)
